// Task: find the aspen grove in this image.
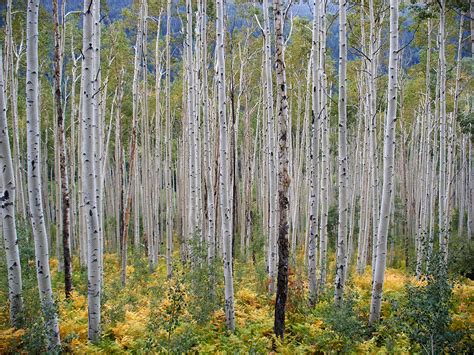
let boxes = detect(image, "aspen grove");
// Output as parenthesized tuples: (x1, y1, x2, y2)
(0, 0, 473, 352)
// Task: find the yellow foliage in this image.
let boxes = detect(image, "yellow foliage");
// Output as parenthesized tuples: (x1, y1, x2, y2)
(309, 319, 324, 334)
(3, 251, 470, 353)
(236, 288, 260, 308)
(49, 258, 58, 272)
(211, 308, 226, 329)
(0, 328, 25, 352)
(71, 291, 87, 309)
(59, 291, 89, 345)
(353, 268, 408, 294)
(112, 308, 149, 349)
(451, 280, 474, 333)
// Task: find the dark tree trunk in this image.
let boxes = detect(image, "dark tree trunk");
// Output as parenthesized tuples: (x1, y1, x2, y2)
(273, 0, 290, 341)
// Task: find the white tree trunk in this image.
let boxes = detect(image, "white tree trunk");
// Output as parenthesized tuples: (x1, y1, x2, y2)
(26, 0, 61, 348)
(262, 0, 278, 293)
(0, 48, 23, 328)
(5, 0, 26, 218)
(438, 0, 448, 265)
(216, 0, 235, 331)
(82, 0, 101, 342)
(308, 0, 320, 304)
(165, 0, 173, 277)
(335, 0, 348, 306)
(369, 0, 398, 325)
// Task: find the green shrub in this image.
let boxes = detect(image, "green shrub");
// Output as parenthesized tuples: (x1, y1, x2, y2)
(399, 254, 464, 353)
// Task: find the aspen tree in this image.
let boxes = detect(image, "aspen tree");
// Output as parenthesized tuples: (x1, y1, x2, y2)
(69, 30, 87, 265)
(262, 0, 278, 293)
(5, 0, 26, 218)
(186, 0, 199, 250)
(335, 0, 348, 306)
(308, 0, 320, 304)
(459, 136, 466, 234)
(53, 89, 63, 272)
(165, 0, 173, 277)
(216, 0, 235, 331)
(26, 0, 61, 348)
(93, 1, 103, 273)
(367, 0, 383, 277)
(302, 54, 312, 259)
(201, 0, 216, 264)
(194, 1, 203, 246)
(291, 84, 303, 255)
(467, 139, 473, 241)
(438, 0, 448, 265)
(68, 31, 80, 260)
(121, 1, 143, 285)
(53, 0, 72, 298)
(153, 11, 163, 270)
(427, 70, 440, 269)
(82, 0, 101, 341)
(355, 87, 369, 275)
(139, 0, 154, 270)
(319, 0, 330, 292)
(242, 92, 255, 260)
(369, 0, 398, 325)
(0, 48, 23, 328)
(453, 15, 464, 235)
(114, 72, 124, 256)
(422, 19, 433, 274)
(471, 1, 474, 58)
(273, 0, 290, 339)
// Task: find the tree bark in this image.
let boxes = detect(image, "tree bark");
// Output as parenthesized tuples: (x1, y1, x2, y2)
(438, 0, 448, 265)
(53, 0, 72, 299)
(262, 0, 278, 293)
(26, 0, 61, 348)
(0, 48, 23, 328)
(165, 0, 173, 278)
(273, 0, 290, 340)
(335, 0, 348, 307)
(369, 0, 398, 325)
(216, 0, 235, 331)
(308, 0, 320, 304)
(81, 0, 101, 342)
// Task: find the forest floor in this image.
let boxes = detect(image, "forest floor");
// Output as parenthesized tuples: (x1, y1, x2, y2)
(1, 247, 473, 353)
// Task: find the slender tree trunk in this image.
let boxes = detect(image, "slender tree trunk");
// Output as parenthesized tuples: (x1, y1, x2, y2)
(121, 1, 144, 285)
(186, 0, 199, 250)
(318, 0, 330, 283)
(216, 0, 235, 331)
(308, 0, 320, 304)
(114, 72, 124, 258)
(335, 0, 348, 306)
(82, 0, 101, 342)
(201, 0, 216, 265)
(369, 0, 398, 325)
(467, 139, 473, 241)
(53, 0, 72, 299)
(93, 0, 103, 280)
(5, 0, 26, 219)
(273, 0, 290, 340)
(26, 0, 61, 348)
(165, 0, 173, 278)
(438, 0, 448, 265)
(262, 0, 278, 293)
(0, 48, 23, 328)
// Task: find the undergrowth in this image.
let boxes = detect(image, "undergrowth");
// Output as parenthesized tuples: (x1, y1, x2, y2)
(0, 229, 472, 353)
